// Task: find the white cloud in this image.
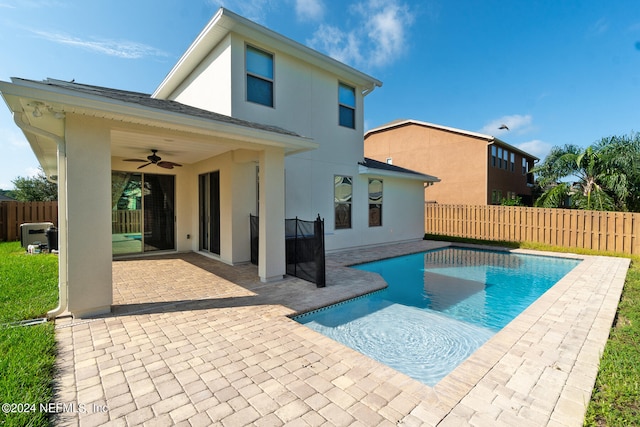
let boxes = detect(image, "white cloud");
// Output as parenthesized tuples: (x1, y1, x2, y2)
(516, 139, 552, 160)
(308, 25, 364, 66)
(362, 1, 414, 68)
(480, 114, 533, 136)
(30, 29, 169, 59)
(588, 17, 609, 37)
(308, 0, 414, 69)
(295, 0, 324, 22)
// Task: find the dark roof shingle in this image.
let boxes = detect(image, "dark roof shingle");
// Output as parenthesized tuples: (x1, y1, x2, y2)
(16, 78, 302, 138)
(359, 157, 439, 181)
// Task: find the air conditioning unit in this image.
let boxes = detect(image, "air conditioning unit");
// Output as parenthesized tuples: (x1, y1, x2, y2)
(20, 222, 54, 248)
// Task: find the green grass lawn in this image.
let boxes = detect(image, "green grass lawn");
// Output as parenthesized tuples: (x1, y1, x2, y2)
(584, 260, 640, 426)
(0, 241, 58, 427)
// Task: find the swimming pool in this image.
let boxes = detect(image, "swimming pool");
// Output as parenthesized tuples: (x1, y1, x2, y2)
(293, 247, 581, 386)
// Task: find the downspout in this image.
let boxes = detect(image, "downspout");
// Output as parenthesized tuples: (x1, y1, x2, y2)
(13, 112, 68, 319)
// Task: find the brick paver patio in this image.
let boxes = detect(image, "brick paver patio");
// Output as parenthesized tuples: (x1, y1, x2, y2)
(52, 240, 629, 426)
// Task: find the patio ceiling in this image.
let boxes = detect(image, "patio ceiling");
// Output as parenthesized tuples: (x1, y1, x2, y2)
(111, 128, 241, 165)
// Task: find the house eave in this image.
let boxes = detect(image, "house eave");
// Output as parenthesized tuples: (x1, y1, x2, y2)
(0, 79, 318, 156)
(358, 164, 440, 183)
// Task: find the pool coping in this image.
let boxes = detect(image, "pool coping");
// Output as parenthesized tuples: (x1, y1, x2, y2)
(321, 242, 629, 426)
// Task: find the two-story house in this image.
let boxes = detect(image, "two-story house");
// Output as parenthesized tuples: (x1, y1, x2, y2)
(0, 8, 438, 317)
(364, 119, 538, 206)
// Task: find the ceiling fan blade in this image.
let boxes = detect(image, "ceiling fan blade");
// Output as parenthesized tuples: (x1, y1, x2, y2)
(157, 161, 182, 169)
(137, 162, 152, 169)
(123, 158, 147, 162)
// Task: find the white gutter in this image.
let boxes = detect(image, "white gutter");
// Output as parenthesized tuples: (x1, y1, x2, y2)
(13, 113, 68, 320)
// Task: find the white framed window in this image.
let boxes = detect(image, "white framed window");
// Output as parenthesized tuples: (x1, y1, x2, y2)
(246, 45, 274, 107)
(491, 146, 497, 167)
(334, 175, 352, 229)
(497, 147, 503, 168)
(510, 153, 515, 172)
(503, 149, 509, 170)
(338, 82, 355, 129)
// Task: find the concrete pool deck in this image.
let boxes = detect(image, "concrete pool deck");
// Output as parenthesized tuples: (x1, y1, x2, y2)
(53, 240, 630, 426)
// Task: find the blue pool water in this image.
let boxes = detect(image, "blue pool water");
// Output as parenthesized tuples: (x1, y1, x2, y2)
(294, 247, 581, 386)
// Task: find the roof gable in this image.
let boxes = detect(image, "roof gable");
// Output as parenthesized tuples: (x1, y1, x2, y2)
(153, 8, 382, 99)
(366, 119, 493, 141)
(366, 118, 539, 161)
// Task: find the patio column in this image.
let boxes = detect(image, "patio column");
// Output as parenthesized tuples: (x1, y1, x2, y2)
(258, 147, 285, 282)
(62, 115, 113, 317)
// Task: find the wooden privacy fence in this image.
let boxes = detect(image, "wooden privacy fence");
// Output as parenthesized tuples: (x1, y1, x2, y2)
(0, 201, 58, 242)
(425, 204, 640, 255)
(112, 210, 142, 234)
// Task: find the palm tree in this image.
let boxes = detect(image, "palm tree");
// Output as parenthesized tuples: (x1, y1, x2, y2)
(594, 134, 640, 211)
(532, 144, 615, 210)
(532, 134, 640, 211)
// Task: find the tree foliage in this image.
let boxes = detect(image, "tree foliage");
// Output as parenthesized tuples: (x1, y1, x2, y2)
(532, 133, 640, 211)
(9, 168, 57, 202)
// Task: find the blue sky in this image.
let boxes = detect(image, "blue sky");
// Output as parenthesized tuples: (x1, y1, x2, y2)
(1, 0, 639, 190)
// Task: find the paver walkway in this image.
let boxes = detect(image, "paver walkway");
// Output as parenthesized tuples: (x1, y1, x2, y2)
(52, 240, 629, 426)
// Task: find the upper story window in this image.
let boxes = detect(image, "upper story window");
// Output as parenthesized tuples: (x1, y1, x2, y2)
(491, 146, 497, 167)
(338, 83, 356, 128)
(503, 149, 509, 170)
(510, 152, 515, 172)
(246, 45, 274, 107)
(522, 158, 528, 175)
(497, 147, 503, 168)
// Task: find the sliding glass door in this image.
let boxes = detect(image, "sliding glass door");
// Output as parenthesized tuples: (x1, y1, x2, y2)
(111, 172, 175, 255)
(199, 171, 220, 255)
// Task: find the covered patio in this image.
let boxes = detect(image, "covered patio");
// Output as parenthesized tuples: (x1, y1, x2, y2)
(52, 241, 628, 426)
(0, 77, 318, 318)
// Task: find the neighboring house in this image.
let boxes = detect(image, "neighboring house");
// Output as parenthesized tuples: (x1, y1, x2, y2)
(0, 8, 438, 317)
(0, 193, 16, 201)
(364, 119, 538, 206)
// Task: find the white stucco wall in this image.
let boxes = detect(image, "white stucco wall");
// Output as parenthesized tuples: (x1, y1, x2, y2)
(65, 115, 113, 316)
(170, 35, 233, 116)
(325, 175, 426, 252)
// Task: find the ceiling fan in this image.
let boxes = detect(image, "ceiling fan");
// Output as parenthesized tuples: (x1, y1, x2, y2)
(123, 149, 182, 170)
